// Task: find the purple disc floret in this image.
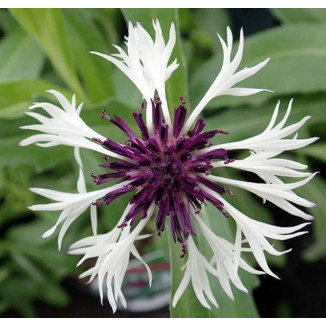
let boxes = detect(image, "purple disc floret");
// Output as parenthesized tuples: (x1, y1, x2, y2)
(92, 97, 231, 256)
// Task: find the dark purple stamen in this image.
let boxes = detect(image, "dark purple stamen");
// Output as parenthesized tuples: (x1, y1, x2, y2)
(152, 98, 162, 130)
(133, 112, 149, 140)
(102, 110, 136, 139)
(173, 99, 187, 138)
(189, 118, 205, 137)
(92, 97, 231, 256)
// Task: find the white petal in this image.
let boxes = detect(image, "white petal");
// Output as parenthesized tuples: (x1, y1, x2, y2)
(70, 203, 155, 311)
(30, 181, 131, 248)
(182, 27, 270, 134)
(91, 20, 178, 131)
(210, 193, 310, 277)
(172, 237, 218, 309)
(213, 100, 318, 153)
(193, 213, 261, 297)
(223, 87, 271, 97)
(20, 91, 131, 160)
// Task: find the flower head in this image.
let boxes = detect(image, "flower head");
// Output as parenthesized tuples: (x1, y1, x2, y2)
(21, 20, 317, 311)
(91, 97, 232, 254)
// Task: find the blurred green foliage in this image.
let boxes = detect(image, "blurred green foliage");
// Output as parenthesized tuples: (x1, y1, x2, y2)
(0, 8, 325, 317)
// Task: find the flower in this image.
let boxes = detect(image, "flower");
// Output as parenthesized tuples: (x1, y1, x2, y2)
(21, 19, 317, 311)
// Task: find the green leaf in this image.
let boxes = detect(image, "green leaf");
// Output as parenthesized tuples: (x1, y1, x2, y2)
(0, 165, 34, 225)
(61, 9, 115, 103)
(0, 27, 45, 82)
(121, 8, 174, 33)
(11, 252, 48, 284)
(0, 279, 37, 317)
(0, 8, 18, 32)
(0, 300, 10, 315)
(192, 9, 231, 51)
(0, 268, 10, 285)
(197, 9, 230, 36)
(111, 70, 142, 109)
(12, 252, 69, 306)
(5, 216, 79, 276)
(0, 79, 71, 118)
(178, 9, 231, 83)
(10, 9, 86, 99)
(190, 24, 326, 109)
(0, 134, 71, 170)
(270, 8, 326, 24)
(300, 143, 326, 165)
(84, 9, 122, 45)
(241, 24, 326, 94)
(295, 175, 326, 262)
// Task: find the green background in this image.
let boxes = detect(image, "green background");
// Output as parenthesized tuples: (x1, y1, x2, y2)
(0, 8, 325, 317)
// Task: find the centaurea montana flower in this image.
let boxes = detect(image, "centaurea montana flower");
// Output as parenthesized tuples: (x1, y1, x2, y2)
(20, 20, 318, 311)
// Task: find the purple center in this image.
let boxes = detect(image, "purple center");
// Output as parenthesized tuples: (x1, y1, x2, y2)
(92, 97, 231, 256)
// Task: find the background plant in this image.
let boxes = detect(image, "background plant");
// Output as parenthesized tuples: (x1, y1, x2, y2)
(0, 8, 325, 317)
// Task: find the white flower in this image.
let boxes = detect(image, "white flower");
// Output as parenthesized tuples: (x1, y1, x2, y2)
(21, 20, 317, 312)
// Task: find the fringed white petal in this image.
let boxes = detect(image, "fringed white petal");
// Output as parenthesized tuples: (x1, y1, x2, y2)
(211, 193, 310, 278)
(29, 181, 131, 249)
(172, 237, 219, 310)
(205, 99, 317, 223)
(193, 213, 264, 301)
(20, 90, 128, 160)
(92, 19, 178, 130)
(182, 28, 270, 134)
(69, 203, 154, 313)
(213, 100, 318, 153)
(204, 174, 316, 220)
(213, 152, 311, 182)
